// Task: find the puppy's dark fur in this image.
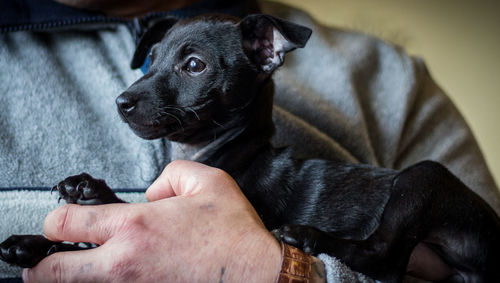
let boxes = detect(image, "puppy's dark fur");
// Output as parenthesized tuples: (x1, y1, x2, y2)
(2, 14, 499, 282)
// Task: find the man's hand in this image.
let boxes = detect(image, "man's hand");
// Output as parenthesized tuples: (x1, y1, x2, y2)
(23, 160, 281, 282)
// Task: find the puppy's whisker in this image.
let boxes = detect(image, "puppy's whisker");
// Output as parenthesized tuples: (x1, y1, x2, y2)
(152, 112, 162, 119)
(187, 107, 201, 121)
(212, 124, 217, 141)
(162, 105, 186, 115)
(212, 119, 225, 129)
(160, 111, 182, 127)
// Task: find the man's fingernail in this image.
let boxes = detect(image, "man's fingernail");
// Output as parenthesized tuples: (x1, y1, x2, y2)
(22, 268, 29, 282)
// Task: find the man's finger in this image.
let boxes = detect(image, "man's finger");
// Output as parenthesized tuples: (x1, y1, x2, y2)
(146, 160, 235, 201)
(43, 203, 128, 244)
(23, 247, 108, 283)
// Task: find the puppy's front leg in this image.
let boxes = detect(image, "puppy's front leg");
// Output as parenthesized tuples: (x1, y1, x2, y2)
(272, 224, 336, 255)
(54, 172, 125, 205)
(0, 173, 124, 268)
(0, 235, 96, 268)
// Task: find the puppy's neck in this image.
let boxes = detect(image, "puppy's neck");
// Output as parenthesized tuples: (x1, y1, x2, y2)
(170, 126, 245, 162)
(169, 80, 275, 163)
(241, 79, 275, 140)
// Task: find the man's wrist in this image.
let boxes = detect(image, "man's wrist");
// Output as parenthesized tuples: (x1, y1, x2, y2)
(224, 230, 282, 283)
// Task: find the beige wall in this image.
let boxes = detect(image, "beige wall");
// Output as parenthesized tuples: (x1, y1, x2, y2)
(273, 0, 500, 185)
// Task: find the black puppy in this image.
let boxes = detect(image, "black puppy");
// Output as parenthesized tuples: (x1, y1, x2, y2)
(2, 14, 500, 282)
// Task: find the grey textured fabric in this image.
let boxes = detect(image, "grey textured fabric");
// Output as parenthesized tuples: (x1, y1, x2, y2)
(0, 25, 169, 189)
(318, 253, 376, 283)
(0, 1, 498, 281)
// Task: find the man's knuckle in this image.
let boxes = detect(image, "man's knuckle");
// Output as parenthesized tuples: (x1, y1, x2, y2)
(50, 256, 65, 283)
(107, 252, 139, 281)
(52, 205, 73, 237)
(209, 167, 231, 181)
(128, 213, 145, 229)
(120, 209, 146, 232)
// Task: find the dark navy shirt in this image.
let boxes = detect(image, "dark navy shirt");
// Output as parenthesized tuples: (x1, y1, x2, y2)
(0, 0, 257, 33)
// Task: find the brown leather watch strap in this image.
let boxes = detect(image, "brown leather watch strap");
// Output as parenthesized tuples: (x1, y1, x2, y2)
(277, 242, 313, 283)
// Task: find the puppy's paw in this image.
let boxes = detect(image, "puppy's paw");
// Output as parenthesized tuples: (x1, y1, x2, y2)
(0, 235, 98, 268)
(0, 235, 55, 268)
(53, 173, 122, 205)
(272, 224, 323, 255)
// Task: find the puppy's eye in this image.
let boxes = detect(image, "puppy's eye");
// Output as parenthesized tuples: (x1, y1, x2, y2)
(183, 57, 206, 74)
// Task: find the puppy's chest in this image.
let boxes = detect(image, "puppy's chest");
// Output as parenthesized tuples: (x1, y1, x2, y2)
(170, 143, 207, 161)
(169, 129, 246, 162)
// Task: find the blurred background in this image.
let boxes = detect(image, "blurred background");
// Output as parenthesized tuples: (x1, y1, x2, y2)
(274, 0, 500, 185)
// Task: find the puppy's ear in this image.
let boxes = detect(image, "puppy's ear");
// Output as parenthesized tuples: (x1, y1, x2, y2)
(130, 17, 178, 69)
(239, 14, 312, 73)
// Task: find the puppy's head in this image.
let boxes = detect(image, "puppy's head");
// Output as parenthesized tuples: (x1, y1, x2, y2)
(117, 14, 311, 143)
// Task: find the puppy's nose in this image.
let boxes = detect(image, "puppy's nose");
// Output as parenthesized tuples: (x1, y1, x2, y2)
(116, 93, 138, 115)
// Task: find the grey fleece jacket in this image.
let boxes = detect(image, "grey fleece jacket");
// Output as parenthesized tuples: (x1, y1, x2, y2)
(0, 1, 498, 281)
